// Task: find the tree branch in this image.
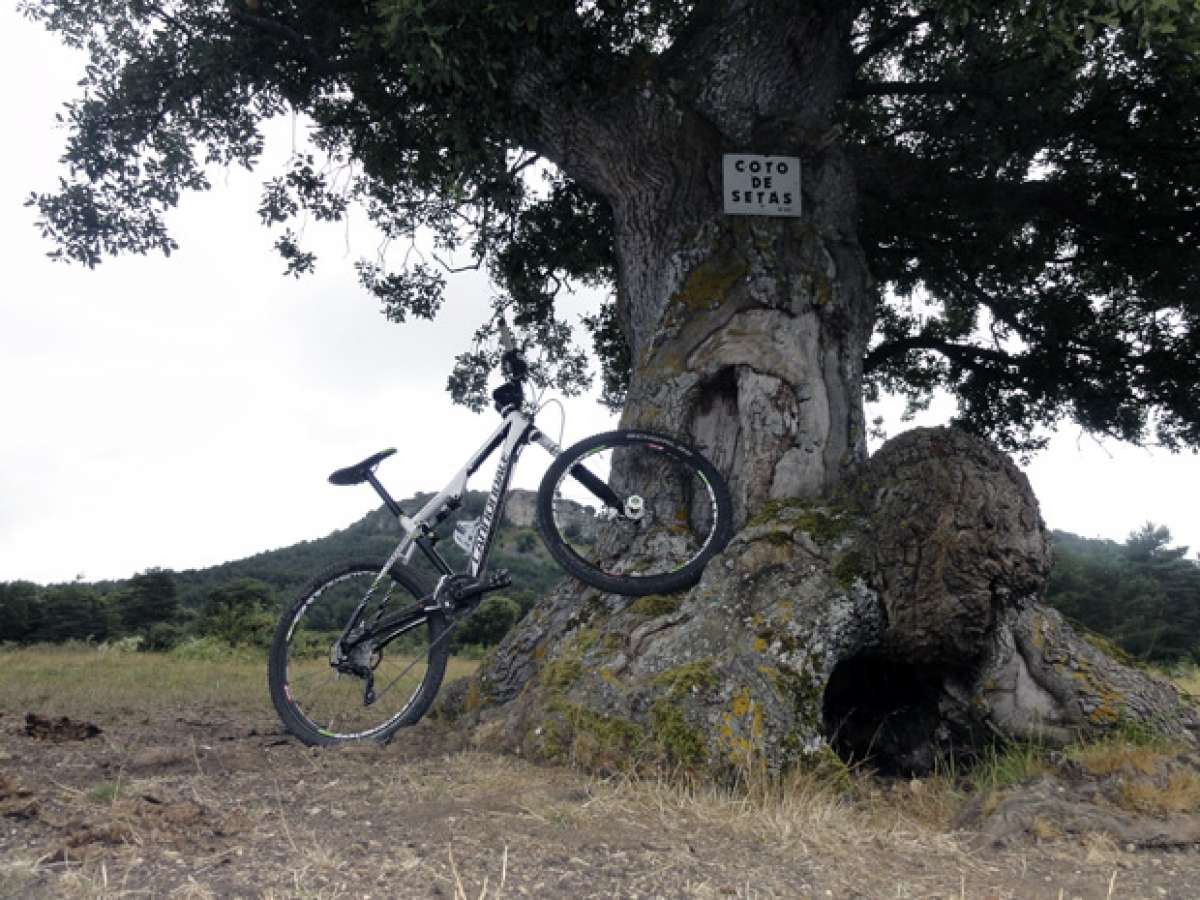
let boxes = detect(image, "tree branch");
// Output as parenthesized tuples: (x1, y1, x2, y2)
(228, 8, 343, 78)
(854, 12, 932, 67)
(864, 336, 1019, 374)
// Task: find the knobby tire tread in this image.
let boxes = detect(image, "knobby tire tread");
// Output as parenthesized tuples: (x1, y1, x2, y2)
(535, 430, 734, 597)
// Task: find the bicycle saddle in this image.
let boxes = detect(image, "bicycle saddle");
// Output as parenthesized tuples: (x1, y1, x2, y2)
(328, 449, 396, 485)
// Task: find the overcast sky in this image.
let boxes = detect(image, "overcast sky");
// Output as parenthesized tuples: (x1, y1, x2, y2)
(1, 7, 1196, 586)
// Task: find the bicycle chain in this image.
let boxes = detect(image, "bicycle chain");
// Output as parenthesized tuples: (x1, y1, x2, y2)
(364, 574, 506, 710)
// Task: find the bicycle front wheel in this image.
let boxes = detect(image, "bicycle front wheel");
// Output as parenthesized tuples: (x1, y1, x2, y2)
(268, 560, 448, 746)
(536, 430, 733, 596)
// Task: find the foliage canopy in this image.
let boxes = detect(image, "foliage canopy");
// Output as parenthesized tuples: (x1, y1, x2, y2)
(22, 0, 1200, 450)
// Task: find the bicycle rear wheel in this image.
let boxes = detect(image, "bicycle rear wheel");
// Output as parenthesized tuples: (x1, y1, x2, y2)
(268, 560, 448, 746)
(536, 430, 733, 596)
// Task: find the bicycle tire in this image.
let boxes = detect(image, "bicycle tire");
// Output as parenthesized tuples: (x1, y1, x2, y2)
(268, 560, 448, 746)
(536, 430, 733, 596)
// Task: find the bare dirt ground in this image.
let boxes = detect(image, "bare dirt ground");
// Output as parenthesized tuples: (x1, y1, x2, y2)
(2, 649, 1198, 898)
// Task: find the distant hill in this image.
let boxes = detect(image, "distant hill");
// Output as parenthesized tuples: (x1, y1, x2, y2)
(155, 488, 572, 611)
(0, 489, 581, 648)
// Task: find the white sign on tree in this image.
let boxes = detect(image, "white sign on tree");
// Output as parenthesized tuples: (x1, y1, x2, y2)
(722, 154, 801, 217)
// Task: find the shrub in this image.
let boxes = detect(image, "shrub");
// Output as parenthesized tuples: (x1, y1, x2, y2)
(142, 622, 187, 652)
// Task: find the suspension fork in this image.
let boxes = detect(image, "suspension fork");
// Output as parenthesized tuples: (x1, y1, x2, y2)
(531, 430, 624, 511)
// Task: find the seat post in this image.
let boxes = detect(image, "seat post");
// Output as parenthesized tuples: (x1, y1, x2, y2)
(363, 470, 404, 518)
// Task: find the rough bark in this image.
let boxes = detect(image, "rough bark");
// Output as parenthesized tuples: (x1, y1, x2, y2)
(617, 204, 874, 526)
(439, 428, 1198, 779)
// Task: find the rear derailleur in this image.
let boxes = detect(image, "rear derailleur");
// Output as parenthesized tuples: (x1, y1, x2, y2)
(330, 637, 381, 706)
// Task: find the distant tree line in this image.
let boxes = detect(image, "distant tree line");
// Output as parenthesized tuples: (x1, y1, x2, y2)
(0, 492, 560, 653)
(8, 510, 1194, 665)
(0, 569, 280, 650)
(0, 566, 530, 654)
(1044, 524, 1200, 665)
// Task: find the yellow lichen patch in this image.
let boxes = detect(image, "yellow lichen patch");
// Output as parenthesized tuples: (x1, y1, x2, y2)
(1029, 612, 1048, 651)
(628, 594, 682, 617)
(671, 252, 750, 313)
(731, 687, 752, 718)
(653, 659, 717, 699)
(718, 684, 770, 771)
(1087, 693, 1123, 726)
(1065, 668, 1127, 726)
(753, 637, 768, 653)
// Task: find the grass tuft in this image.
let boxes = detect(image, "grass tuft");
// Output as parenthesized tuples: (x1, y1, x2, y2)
(1119, 770, 1200, 815)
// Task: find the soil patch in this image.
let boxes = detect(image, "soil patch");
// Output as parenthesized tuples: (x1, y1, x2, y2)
(23, 714, 101, 743)
(1, 698, 1198, 897)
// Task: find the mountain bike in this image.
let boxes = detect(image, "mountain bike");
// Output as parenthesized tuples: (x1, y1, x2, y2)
(268, 319, 733, 746)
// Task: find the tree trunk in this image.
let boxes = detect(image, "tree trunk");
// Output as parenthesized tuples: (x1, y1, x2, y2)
(615, 200, 874, 525)
(596, 17, 871, 523)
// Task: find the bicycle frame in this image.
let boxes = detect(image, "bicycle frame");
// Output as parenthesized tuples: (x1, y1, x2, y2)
(369, 407, 564, 588)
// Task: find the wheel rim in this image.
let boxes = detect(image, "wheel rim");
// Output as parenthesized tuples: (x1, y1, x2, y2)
(550, 439, 721, 581)
(281, 568, 433, 739)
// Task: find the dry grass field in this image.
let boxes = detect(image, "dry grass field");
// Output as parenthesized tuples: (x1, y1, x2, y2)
(2, 645, 1198, 898)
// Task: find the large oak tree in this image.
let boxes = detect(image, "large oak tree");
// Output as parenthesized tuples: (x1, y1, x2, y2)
(24, 0, 1200, 775)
